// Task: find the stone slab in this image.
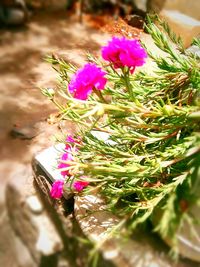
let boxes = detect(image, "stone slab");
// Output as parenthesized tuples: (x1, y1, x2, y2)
(5, 166, 64, 263)
(165, 0, 200, 21)
(33, 145, 200, 265)
(0, 204, 37, 267)
(33, 131, 116, 185)
(75, 194, 199, 266)
(160, 10, 200, 48)
(186, 45, 200, 58)
(33, 144, 74, 200)
(34, 143, 65, 183)
(74, 194, 173, 267)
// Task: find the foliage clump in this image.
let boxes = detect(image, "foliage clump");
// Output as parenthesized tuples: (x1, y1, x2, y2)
(43, 16, 200, 253)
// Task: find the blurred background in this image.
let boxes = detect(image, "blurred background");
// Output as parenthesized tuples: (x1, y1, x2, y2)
(0, 1, 199, 267)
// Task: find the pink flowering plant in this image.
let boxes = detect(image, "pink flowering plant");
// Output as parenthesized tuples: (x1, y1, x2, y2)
(50, 180, 64, 199)
(69, 63, 107, 100)
(102, 37, 147, 73)
(42, 16, 200, 256)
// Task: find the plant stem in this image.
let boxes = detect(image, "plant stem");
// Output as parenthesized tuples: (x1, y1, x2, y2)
(122, 68, 135, 100)
(51, 98, 65, 111)
(94, 88, 108, 103)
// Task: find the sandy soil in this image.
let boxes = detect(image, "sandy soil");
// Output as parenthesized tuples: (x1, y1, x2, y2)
(0, 11, 110, 189)
(0, 11, 110, 267)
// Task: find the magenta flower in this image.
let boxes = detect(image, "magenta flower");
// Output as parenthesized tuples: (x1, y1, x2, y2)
(68, 63, 107, 100)
(50, 180, 64, 199)
(101, 37, 147, 73)
(65, 135, 80, 149)
(58, 135, 80, 177)
(58, 151, 73, 177)
(65, 136, 80, 157)
(73, 181, 89, 192)
(66, 135, 77, 143)
(65, 136, 76, 152)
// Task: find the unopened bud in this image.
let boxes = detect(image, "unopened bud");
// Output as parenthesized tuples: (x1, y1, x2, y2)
(162, 105, 174, 116)
(47, 88, 55, 97)
(97, 106, 105, 116)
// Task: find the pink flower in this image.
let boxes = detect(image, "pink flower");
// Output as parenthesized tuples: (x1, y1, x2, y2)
(50, 180, 64, 199)
(65, 135, 80, 149)
(58, 135, 80, 177)
(101, 37, 147, 73)
(68, 63, 107, 100)
(73, 181, 89, 192)
(65, 135, 80, 154)
(65, 136, 76, 151)
(58, 151, 73, 177)
(66, 135, 76, 143)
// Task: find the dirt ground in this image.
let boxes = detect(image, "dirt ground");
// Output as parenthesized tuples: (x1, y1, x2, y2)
(0, 11, 110, 267)
(0, 11, 110, 189)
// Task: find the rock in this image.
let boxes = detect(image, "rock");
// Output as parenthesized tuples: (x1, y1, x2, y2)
(146, 0, 200, 21)
(33, 144, 74, 200)
(32, 146, 199, 265)
(32, 167, 54, 205)
(186, 45, 200, 58)
(125, 15, 144, 29)
(164, 0, 200, 21)
(147, 0, 166, 14)
(153, 207, 200, 263)
(74, 194, 171, 267)
(10, 124, 38, 140)
(33, 144, 65, 182)
(174, 206, 200, 262)
(75, 194, 199, 266)
(0, 8, 25, 25)
(75, 194, 119, 243)
(32, 152, 102, 267)
(160, 10, 200, 48)
(26, 195, 43, 214)
(163, 179, 200, 263)
(133, 0, 147, 12)
(5, 166, 64, 263)
(0, 204, 36, 267)
(0, 0, 28, 26)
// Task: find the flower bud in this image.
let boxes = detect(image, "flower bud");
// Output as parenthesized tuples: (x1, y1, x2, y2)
(97, 106, 105, 116)
(162, 105, 174, 116)
(47, 88, 55, 97)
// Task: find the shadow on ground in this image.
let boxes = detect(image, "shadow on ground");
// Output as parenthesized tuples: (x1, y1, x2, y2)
(0, 10, 109, 164)
(0, 11, 110, 267)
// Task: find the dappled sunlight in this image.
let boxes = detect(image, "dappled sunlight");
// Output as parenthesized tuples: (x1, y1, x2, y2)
(0, 12, 110, 169)
(0, 3, 199, 267)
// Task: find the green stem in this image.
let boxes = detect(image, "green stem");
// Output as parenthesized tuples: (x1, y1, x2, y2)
(94, 88, 107, 103)
(122, 68, 135, 100)
(51, 97, 65, 111)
